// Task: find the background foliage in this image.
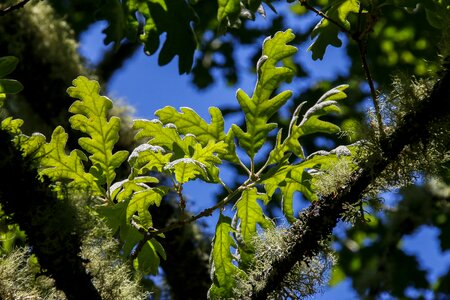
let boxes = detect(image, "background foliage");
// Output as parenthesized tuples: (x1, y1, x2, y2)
(0, 0, 450, 299)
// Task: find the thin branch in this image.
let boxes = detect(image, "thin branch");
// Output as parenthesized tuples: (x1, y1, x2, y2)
(354, 5, 385, 138)
(298, 0, 352, 35)
(358, 38, 385, 138)
(299, 0, 385, 137)
(0, 130, 102, 299)
(130, 180, 255, 259)
(175, 183, 186, 212)
(249, 67, 450, 299)
(0, 0, 31, 16)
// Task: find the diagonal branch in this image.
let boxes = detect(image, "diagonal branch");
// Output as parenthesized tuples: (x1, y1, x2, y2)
(130, 180, 253, 260)
(299, 0, 351, 35)
(299, 0, 385, 137)
(0, 129, 102, 300)
(249, 67, 450, 299)
(0, 0, 31, 16)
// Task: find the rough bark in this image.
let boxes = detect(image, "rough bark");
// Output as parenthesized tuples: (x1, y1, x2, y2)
(250, 67, 450, 299)
(0, 130, 102, 299)
(0, 2, 211, 298)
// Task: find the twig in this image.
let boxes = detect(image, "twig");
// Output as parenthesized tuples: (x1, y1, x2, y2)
(0, 0, 32, 16)
(298, 0, 351, 35)
(358, 38, 385, 138)
(354, 6, 385, 138)
(175, 183, 186, 212)
(249, 67, 450, 299)
(130, 180, 255, 260)
(299, 0, 385, 137)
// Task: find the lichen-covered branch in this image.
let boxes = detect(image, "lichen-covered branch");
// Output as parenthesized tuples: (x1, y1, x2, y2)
(0, 0, 31, 16)
(0, 130, 102, 300)
(249, 67, 450, 299)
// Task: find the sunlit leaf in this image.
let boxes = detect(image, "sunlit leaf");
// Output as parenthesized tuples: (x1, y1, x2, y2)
(234, 188, 273, 267)
(232, 29, 297, 159)
(217, 0, 241, 25)
(269, 85, 348, 163)
(126, 187, 167, 228)
(68, 76, 128, 189)
(164, 158, 207, 183)
(191, 141, 228, 182)
(135, 238, 166, 275)
(209, 214, 246, 299)
(308, 0, 359, 60)
(262, 164, 317, 223)
(128, 144, 173, 175)
(133, 119, 191, 154)
(38, 126, 102, 194)
(155, 106, 238, 162)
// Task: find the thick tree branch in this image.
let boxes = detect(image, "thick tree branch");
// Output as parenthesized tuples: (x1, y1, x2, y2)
(0, 130, 102, 300)
(250, 67, 450, 299)
(0, 0, 31, 16)
(0, 5, 213, 298)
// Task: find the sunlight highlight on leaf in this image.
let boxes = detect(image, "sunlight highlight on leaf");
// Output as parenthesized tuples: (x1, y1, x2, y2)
(269, 85, 349, 163)
(209, 214, 246, 299)
(234, 188, 274, 267)
(308, 0, 359, 60)
(38, 126, 102, 194)
(68, 76, 128, 192)
(232, 29, 297, 159)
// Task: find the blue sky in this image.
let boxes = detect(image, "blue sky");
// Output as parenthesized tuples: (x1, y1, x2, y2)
(77, 7, 450, 299)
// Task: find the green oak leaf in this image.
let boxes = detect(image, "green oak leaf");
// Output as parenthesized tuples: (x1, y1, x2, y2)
(0, 56, 23, 105)
(218, 0, 275, 30)
(97, 197, 130, 238)
(128, 144, 173, 176)
(218, 0, 241, 26)
(234, 188, 274, 268)
(308, 0, 359, 60)
(135, 238, 166, 275)
(18, 133, 47, 158)
(209, 214, 246, 299)
(191, 141, 228, 182)
(155, 106, 238, 162)
(126, 187, 167, 229)
(164, 158, 207, 184)
(156, 106, 226, 144)
(262, 164, 317, 223)
(68, 76, 129, 190)
(101, 0, 197, 74)
(133, 119, 193, 155)
(232, 29, 297, 159)
(100, 176, 166, 275)
(263, 144, 356, 223)
(38, 126, 102, 194)
(269, 85, 348, 163)
(1, 117, 24, 136)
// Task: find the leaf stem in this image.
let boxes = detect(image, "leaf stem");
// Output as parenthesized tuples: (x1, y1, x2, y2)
(239, 158, 252, 176)
(219, 178, 232, 194)
(130, 180, 255, 260)
(298, 0, 352, 35)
